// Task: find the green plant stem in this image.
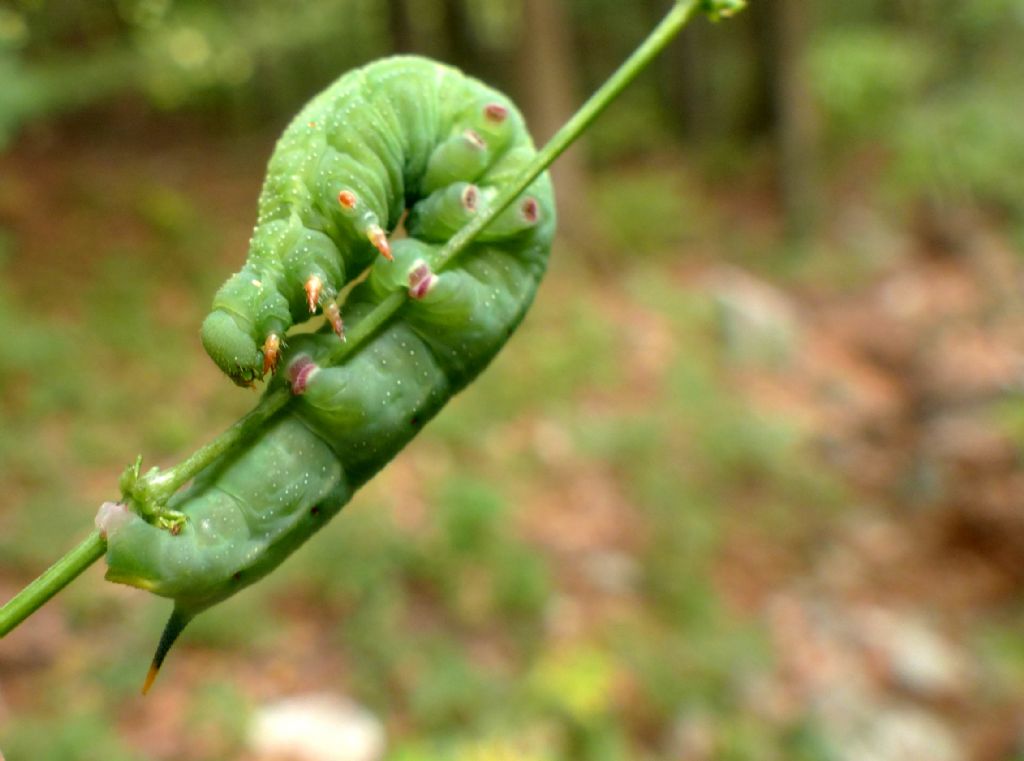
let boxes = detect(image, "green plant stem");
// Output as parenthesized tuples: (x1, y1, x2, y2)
(0, 531, 106, 637)
(144, 388, 291, 501)
(0, 0, 734, 639)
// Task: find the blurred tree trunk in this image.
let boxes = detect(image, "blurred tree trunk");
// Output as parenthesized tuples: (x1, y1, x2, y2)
(387, 0, 414, 53)
(440, 0, 478, 71)
(643, 0, 714, 141)
(518, 0, 597, 261)
(757, 0, 820, 243)
(743, 3, 775, 138)
(667, 25, 715, 141)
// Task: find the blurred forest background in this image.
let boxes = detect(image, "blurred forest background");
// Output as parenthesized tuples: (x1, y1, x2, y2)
(2, 1, 1024, 759)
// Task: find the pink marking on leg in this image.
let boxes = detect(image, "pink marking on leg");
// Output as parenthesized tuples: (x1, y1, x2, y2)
(408, 260, 438, 300)
(484, 103, 509, 123)
(288, 355, 320, 395)
(521, 197, 540, 223)
(461, 184, 479, 212)
(463, 129, 487, 151)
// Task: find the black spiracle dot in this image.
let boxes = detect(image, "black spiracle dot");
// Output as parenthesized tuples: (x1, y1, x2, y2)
(310, 505, 322, 517)
(410, 415, 421, 428)
(231, 571, 243, 583)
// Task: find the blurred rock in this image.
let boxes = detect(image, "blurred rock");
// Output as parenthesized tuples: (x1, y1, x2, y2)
(811, 337, 904, 418)
(917, 326, 1024, 406)
(764, 591, 971, 739)
(878, 262, 979, 325)
(825, 700, 965, 761)
(580, 550, 640, 595)
(852, 608, 968, 699)
(248, 693, 385, 761)
(667, 708, 715, 761)
(544, 594, 585, 639)
(708, 267, 801, 367)
(923, 413, 1017, 472)
(842, 516, 911, 568)
(764, 591, 877, 732)
(531, 418, 575, 468)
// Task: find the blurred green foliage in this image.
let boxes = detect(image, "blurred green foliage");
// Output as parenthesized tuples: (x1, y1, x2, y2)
(810, 0, 1024, 229)
(809, 29, 935, 144)
(1, 0, 1021, 759)
(2, 712, 145, 761)
(3, 0, 1022, 233)
(891, 87, 1024, 219)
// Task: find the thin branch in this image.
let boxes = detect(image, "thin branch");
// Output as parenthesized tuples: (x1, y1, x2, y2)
(0, 532, 106, 637)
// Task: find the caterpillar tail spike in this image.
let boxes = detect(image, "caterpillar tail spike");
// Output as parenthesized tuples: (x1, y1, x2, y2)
(142, 607, 193, 695)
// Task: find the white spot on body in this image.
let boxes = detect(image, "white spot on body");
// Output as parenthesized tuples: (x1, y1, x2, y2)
(94, 501, 133, 539)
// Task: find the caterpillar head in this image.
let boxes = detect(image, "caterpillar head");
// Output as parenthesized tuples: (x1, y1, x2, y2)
(201, 310, 263, 386)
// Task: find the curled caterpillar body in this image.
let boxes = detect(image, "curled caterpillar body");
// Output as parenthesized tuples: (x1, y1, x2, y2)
(104, 55, 555, 688)
(200, 56, 537, 386)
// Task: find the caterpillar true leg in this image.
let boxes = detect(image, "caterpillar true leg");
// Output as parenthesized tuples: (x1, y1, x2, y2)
(366, 224, 392, 260)
(325, 302, 345, 339)
(262, 333, 282, 376)
(304, 275, 323, 313)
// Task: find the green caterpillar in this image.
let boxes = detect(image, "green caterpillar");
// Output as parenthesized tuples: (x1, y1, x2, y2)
(96, 55, 554, 690)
